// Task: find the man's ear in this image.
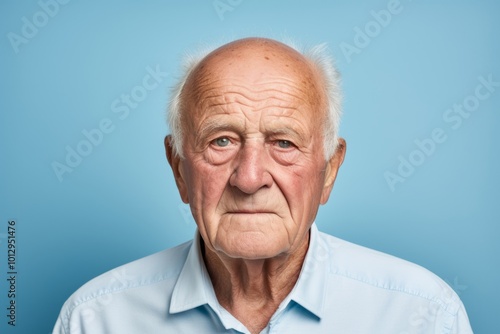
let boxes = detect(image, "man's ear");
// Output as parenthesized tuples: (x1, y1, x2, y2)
(320, 138, 346, 204)
(165, 135, 189, 203)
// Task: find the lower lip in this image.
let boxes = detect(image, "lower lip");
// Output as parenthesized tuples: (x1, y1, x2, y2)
(229, 212, 273, 214)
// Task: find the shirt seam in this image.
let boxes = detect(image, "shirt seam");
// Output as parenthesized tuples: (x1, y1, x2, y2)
(330, 270, 459, 317)
(62, 271, 177, 330)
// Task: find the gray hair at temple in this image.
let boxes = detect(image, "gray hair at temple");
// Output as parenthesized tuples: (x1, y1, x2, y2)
(167, 39, 342, 160)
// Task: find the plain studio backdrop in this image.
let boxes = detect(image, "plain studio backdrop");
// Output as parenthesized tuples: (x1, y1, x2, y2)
(0, 0, 498, 333)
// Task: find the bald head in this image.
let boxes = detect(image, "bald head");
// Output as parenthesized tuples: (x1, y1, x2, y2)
(190, 38, 314, 76)
(168, 37, 342, 159)
(184, 38, 325, 120)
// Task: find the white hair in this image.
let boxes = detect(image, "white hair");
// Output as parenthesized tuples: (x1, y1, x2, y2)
(167, 39, 342, 160)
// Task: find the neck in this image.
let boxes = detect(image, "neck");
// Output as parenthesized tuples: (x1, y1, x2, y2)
(202, 232, 310, 333)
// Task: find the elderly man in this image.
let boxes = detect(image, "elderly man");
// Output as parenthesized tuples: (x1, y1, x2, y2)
(54, 38, 472, 333)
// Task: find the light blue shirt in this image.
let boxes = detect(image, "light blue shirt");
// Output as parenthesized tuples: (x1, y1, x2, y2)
(53, 224, 473, 333)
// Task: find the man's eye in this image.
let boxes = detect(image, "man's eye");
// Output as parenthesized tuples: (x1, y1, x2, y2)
(277, 140, 293, 149)
(214, 137, 230, 147)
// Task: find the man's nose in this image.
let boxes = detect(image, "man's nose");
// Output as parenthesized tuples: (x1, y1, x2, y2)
(229, 143, 273, 194)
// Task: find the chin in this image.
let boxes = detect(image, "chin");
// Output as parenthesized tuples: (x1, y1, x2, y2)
(216, 232, 289, 260)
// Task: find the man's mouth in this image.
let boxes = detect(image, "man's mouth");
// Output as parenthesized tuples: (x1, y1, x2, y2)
(227, 210, 274, 214)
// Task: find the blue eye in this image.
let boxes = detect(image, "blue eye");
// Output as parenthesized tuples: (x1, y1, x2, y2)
(277, 140, 292, 148)
(214, 137, 230, 147)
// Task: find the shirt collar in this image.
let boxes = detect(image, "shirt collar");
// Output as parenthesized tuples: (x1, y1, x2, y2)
(169, 223, 328, 320)
(169, 232, 216, 314)
(169, 232, 247, 331)
(285, 223, 328, 319)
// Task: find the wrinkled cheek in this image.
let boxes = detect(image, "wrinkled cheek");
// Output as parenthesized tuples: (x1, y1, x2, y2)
(286, 167, 325, 223)
(184, 161, 230, 217)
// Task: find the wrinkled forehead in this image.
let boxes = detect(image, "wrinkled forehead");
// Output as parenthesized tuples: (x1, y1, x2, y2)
(182, 40, 325, 115)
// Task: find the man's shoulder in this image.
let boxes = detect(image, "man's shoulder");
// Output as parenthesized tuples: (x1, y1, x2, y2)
(318, 231, 460, 305)
(60, 239, 193, 314)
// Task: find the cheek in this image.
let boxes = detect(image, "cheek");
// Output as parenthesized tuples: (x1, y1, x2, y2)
(183, 157, 231, 210)
(276, 159, 326, 217)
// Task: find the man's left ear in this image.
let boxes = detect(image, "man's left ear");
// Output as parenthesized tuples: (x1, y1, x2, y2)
(320, 138, 346, 204)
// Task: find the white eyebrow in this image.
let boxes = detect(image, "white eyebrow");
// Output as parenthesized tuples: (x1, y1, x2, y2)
(265, 127, 307, 144)
(195, 119, 244, 144)
(194, 116, 309, 146)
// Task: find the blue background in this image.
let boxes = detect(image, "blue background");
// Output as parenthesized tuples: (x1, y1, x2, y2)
(1, 0, 498, 333)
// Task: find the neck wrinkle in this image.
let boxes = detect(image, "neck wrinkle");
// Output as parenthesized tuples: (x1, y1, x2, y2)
(202, 231, 310, 310)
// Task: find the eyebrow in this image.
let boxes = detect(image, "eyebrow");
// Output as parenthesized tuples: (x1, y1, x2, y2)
(265, 127, 307, 144)
(195, 119, 244, 145)
(195, 118, 308, 147)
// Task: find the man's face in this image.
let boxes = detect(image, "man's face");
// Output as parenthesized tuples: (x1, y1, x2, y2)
(167, 41, 344, 259)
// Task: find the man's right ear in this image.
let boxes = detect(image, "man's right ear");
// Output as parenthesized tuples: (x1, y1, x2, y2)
(165, 135, 189, 204)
